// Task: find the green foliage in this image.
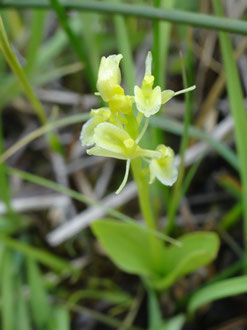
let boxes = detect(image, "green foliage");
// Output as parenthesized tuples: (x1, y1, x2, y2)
(188, 276, 247, 315)
(1, 249, 15, 330)
(16, 279, 32, 330)
(1, 1, 247, 328)
(2, 1, 247, 35)
(48, 307, 70, 330)
(91, 219, 165, 276)
(27, 258, 51, 328)
(152, 232, 219, 290)
(92, 219, 219, 290)
(212, 0, 247, 249)
(0, 235, 77, 274)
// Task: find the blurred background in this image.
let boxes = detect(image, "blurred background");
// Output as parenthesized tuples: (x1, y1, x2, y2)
(1, 0, 247, 329)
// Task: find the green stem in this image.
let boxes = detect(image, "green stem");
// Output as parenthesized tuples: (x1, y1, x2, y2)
(131, 158, 156, 230)
(2, 1, 247, 35)
(131, 158, 162, 269)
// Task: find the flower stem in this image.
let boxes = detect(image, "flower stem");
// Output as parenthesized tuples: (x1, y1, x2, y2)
(131, 158, 156, 230)
(131, 158, 162, 269)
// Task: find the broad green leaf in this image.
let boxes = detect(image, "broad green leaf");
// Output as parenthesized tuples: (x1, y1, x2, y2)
(152, 232, 219, 290)
(27, 258, 50, 328)
(1, 249, 15, 330)
(188, 275, 247, 315)
(91, 219, 165, 276)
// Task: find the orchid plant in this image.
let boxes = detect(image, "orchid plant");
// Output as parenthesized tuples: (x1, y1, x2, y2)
(80, 52, 195, 194)
(81, 53, 219, 294)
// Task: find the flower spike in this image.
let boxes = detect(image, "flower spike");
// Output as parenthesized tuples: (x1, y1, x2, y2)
(80, 51, 195, 193)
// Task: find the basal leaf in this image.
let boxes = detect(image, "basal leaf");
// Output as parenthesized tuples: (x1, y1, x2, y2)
(152, 232, 219, 290)
(91, 219, 165, 277)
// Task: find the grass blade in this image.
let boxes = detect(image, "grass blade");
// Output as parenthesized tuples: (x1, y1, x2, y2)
(49, 307, 70, 330)
(27, 258, 50, 328)
(1, 1, 247, 35)
(1, 249, 15, 330)
(0, 235, 77, 274)
(188, 275, 247, 315)
(212, 0, 247, 252)
(0, 16, 47, 124)
(49, 0, 96, 89)
(151, 116, 239, 171)
(165, 54, 194, 234)
(26, 10, 46, 73)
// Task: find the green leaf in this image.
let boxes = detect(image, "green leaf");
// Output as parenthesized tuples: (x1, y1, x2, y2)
(152, 232, 219, 290)
(147, 284, 163, 329)
(149, 314, 185, 330)
(48, 307, 70, 330)
(69, 289, 131, 305)
(1, 249, 15, 330)
(212, 0, 247, 251)
(188, 276, 247, 315)
(27, 258, 51, 328)
(16, 279, 31, 330)
(92, 221, 219, 290)
(2, 1, 247, 35)
(91, 219, 165, 276)
(1, 235, 77, 274)
(164, 314, 185, 330)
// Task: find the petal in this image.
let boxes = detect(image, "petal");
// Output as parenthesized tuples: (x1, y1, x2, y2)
(96, 54, 123, 101)
(150, 158, 178, 186)
(80, 118, 98, 146)
(90, 107, 111, 120)
(87, 146, 128, 160)
(149, 145, 178, 186)
(161, 90, 175, 104)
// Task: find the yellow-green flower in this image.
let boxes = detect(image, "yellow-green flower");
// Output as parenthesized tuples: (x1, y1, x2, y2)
(80, 51, 195, 194)
(80, 107, 111, 146)
(96, 54, 124, 102)
(87, 122, 160, 160)
(149, 145, 178, 186)
(134, 52, 196, 117)
(134, 52, 162, 117)
(109, 94, 134, 115)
